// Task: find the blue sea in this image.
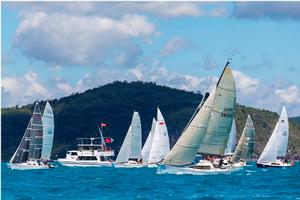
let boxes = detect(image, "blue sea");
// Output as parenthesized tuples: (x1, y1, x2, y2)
(2, 162, 300, 199)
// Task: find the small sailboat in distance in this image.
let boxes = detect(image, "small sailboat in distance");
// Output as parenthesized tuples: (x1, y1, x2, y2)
(115, 111, 143, 168)
(9, 102, 55, 170)
(231, 115, 255, 167)
(256, 106, 294, 168)
(158, 59, 236, 175)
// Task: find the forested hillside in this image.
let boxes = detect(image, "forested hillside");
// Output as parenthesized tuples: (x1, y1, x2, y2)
(2, 81, 300, 161)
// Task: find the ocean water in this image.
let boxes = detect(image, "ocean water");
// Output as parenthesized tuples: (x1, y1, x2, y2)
(2, 162, 300, 200)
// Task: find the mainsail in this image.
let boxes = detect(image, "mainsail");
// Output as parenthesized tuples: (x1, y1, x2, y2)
(224, 118, 237, 155)
(116, 111, 142, 162)
(148, 108, 170, 163)
(163, 62, 236, 166)
(10, 118, 32, 163)
(258, 106, 289, 163)
(141, 118, 156, 162)
(28, 102, 43, 161)
(41, 101, 54, 160)
(157, 108, 170, 157)
(232, 115, 255, 162)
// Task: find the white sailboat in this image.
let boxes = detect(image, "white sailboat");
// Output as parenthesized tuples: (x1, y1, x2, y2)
(157, 60, 237, 175)
(224, 118, 237, 156)
(114, 111, 143, 168)
(231, 115, 255, 167)
(257, 106, 294, 168)
(9, 102, 55, 170)
(141, 118, 156, 164)
(147, 108, 170, 167)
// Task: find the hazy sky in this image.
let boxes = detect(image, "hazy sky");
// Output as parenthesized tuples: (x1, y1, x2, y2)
(2, 2, 300, 116)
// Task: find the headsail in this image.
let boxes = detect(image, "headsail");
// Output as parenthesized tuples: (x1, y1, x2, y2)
(141, 118, 156, 162)
(10, 118, 32, 163)
(163, 62, 236, 166)
(28, 102, 43, 161)
(116, 111, 142, 163)
(41, 101, 54, 160)
(232, 115, 255, 162)
(224, 118, 237, 155)
(258, 106, 289, 163)
(116, 126, 132, 163)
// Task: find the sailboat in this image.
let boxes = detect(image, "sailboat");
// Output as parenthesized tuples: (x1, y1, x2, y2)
(224, 118, 237, 156)
(256, 106, 294, 168)
(147, 108, 170, 167)
(141, 118, 156, 164)
(231, 115, 255, 167)
(114, 111, 143, 168)
(158, 60, 236, 175)
(9, 102, 55, 170)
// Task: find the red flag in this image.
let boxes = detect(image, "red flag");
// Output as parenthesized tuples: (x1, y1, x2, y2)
(101, 122, 107, 127)
(159, 121, 165, 125)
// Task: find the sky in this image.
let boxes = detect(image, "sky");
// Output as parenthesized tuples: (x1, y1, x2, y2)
(2, 2, 300, 116)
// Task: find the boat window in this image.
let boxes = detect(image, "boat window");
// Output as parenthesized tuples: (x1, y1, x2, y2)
(70, 152, 78, 156)
(77, 156, 97, 161)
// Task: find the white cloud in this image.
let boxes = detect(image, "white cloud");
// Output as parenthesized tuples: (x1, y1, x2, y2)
(275, 85, 300, 104)
(15, 12, 156, 67)
(161, 37, 190, 56)
(2, 71, 48, 107)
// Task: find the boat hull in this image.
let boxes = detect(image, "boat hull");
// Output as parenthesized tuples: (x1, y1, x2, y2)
(8, 163, 54, 170)
(157, 164, 241, 175)
(256, 162, 293, 168)
(58, 159, 113, 167)
(114, 162, 144, 168)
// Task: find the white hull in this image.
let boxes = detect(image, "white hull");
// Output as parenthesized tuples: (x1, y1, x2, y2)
(157, 163, 241, 175)
(58, 159, 112, 167)
(8, 162, 53, 170)
(114, 162, 144, 168)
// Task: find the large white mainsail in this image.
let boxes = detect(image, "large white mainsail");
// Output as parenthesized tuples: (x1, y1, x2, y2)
(258, 106, 289, 163)
(232, 115, 255, 162)
(162, 63, 236, 166)
(28, 102, 43, 161)
(10, 118, 32, 164)
(157, 108, 170, 157)
(41, 101, 54, 161)
(141, 118, 156, 163)
(116, 111, 142, 163)
(224, 118, 237, 155)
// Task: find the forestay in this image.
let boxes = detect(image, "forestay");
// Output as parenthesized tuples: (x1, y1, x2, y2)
(232, 115, 255, 162)
(41, 101, 54, 161)
(163, 64, 236, 166)
(28, 103, 43, 161)
(258, 106, 289, 163)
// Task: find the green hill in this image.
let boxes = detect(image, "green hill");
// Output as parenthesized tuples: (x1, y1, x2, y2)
(2, 81, 300, 161)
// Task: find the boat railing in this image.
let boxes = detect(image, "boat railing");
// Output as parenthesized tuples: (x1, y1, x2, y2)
(77, 137, 103, 147)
